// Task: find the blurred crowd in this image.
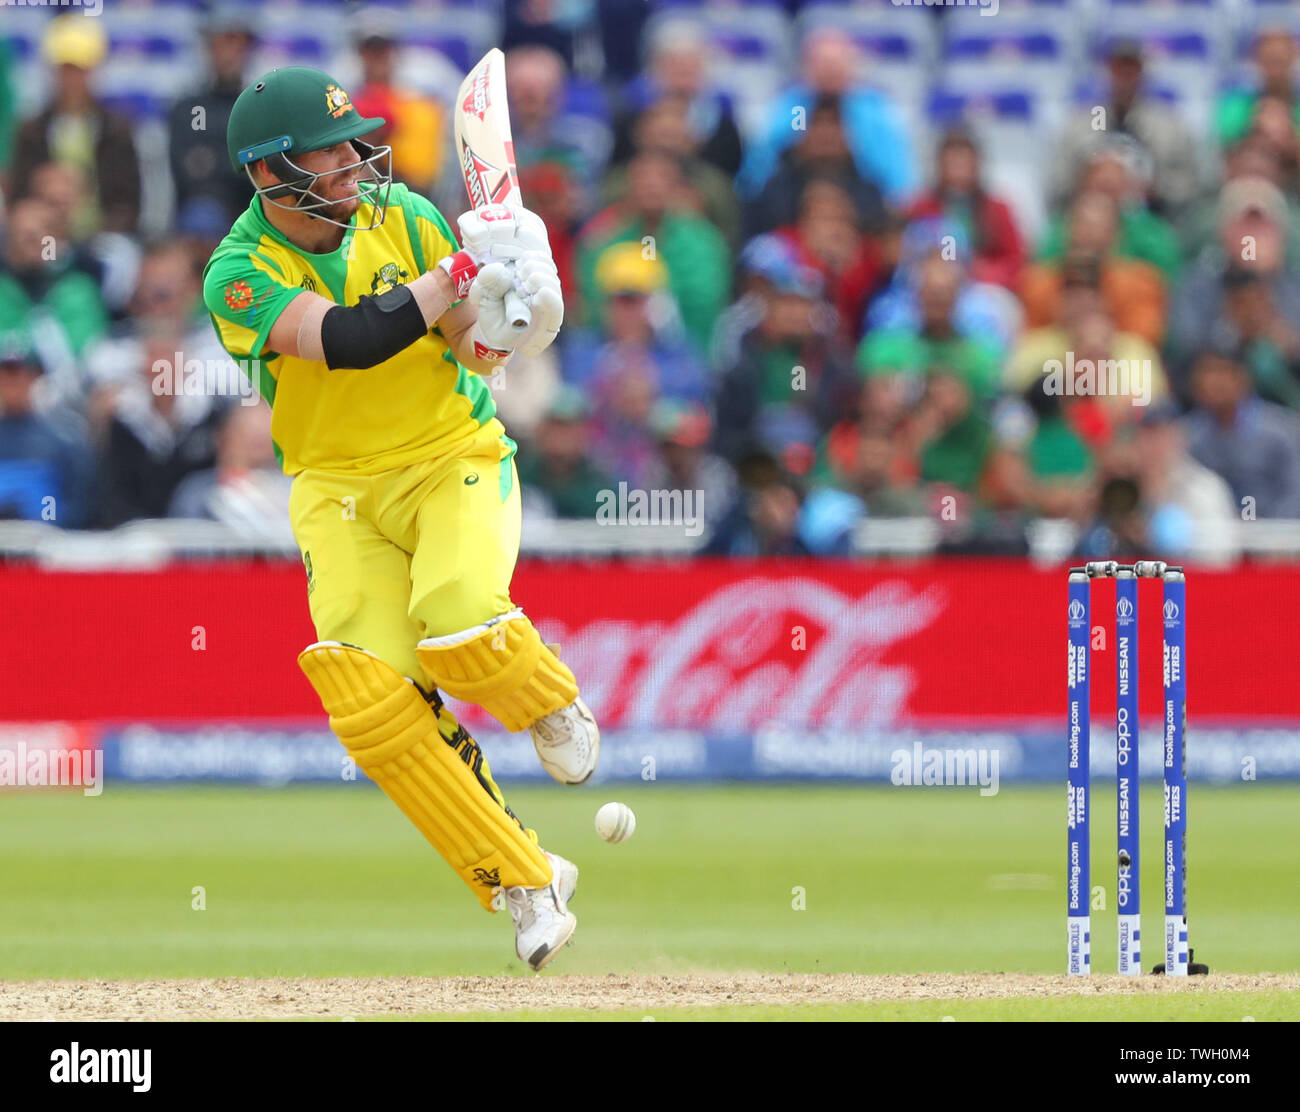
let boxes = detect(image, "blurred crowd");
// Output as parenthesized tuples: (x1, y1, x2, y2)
(3, 2, 1300, 562)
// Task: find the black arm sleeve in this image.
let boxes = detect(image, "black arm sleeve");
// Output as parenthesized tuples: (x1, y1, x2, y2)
(319, 284, 430, 370)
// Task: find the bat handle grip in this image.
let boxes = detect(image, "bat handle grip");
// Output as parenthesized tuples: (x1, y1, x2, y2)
(504, 288, 531, 332)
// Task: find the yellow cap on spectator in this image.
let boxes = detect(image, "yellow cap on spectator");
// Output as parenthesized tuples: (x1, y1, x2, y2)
(595, 242, 667, 296)
(43, 15, 108, 70)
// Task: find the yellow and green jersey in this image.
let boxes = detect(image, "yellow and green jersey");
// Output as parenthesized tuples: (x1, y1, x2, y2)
(202, 182, 498, 475)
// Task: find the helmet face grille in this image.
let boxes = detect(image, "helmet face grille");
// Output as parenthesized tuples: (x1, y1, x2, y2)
(246, 143, 393, 231)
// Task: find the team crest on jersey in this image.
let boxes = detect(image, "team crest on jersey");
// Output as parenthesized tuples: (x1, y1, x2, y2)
(370, 261, 410, 295)
(300, 274, 317, 292)
(223, 279, 254, 310)
(324, 84, 355, 119)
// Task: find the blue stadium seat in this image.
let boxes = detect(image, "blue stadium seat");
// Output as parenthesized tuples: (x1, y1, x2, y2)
(98, 91, 168, 121)
(258, 33, 330, 64)
(928, 88, 1037, 126)
(2, 35, 38, 64)
(405, 33, 473, 75)
(1102, 0, 1223, 8)
(657, 0, 789, 6)
(108, 35, 185, 61)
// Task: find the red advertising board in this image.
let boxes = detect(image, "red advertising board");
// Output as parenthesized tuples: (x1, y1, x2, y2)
(1, 559, 1296, 726)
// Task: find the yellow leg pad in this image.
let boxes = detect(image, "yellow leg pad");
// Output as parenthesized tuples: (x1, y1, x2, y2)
(417, 615, 579, 733)
(298, 642, 551, 910)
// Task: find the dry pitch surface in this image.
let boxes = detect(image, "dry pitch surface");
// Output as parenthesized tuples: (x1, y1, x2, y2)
(3, 973, 1299, 1021)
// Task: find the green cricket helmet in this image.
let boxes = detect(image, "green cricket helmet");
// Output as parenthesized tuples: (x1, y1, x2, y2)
(227, 66, 392, 229)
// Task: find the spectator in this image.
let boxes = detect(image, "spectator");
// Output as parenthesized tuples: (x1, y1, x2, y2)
(816, 418, 926, 518)
(737, 28, 917, 206)
(1019, 373, 1097, 523)
(503, 0, 583, 70)
(350, 22, 445, 196)
(611, 18, 743, 177)
(775, 177, 886, 344)
(0, 196, 110, 366)
(595, 0, 653, 87)
(0, 332, 93, 527)
(1216, 28, 1300, 148)
(576, 150, 730, 353)
(564, 242, 708, 404)
(1177, 135, 1300, 266)
(909, 127, 1026, 290)
(505, 46, 611, 213)
(168, 400, 292, 540)
(704, 460, 809, 557)
(1020, 195, 1166, 345)
(1183, 349, 1300, 518)
(859, 250, 1005, 400)
(516, 389, 616, 521)
(642, 401, 736, 532)
(89, 241, 234, 398)
(0, 35, 15, 179)
(869, 220, 1022, 358)
(1040, 139, 1182, 281)
(712, 232, 824, 370)
(95, 330, 221, 527)
(9, 15, 141, 235)
(587, 359, 658, 490)
(167, 6, 257, 232)
(516, 159, 581, 312)
(23, 159, 143, 321)
(742, 94, 886, 244)
(1074, 475, 1149, 559)
(1051, 40, 1199, 216)
(19, 163, 106, 293)
(1167, 177, 1300, 397)
(1008, 295, 1171, 420)
(601, 96, 740, 246)
(898, 371, 995, 496)
(1248, 92, 1300, 198)
(712, 249, 853, 466)
(1129, 404, 1240, 566)
(1213, 268, 1300, 410)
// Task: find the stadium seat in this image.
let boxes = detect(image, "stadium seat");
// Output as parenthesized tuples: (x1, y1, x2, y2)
(943, 23, 1075, 95)
(795, 3, 938, 107)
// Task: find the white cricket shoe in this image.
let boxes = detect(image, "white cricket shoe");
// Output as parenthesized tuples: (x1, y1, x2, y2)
(504, 852, 578, 971)
(529, 698, 600, 785)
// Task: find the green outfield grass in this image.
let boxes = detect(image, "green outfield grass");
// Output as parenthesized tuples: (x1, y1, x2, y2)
(0, 783, 1297, 1002)
(393, 990, 1300, 1021)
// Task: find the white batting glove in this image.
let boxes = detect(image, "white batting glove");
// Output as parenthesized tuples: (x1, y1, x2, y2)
(468, 261, 522, 362)
(512, 252, 564, 356)
(456, 204, 551, 267)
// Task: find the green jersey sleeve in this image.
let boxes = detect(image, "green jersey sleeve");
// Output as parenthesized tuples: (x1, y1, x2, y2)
(203, 249, 303, 359)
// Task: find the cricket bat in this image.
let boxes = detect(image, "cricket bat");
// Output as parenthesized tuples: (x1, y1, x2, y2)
(454, 48, 531, 332)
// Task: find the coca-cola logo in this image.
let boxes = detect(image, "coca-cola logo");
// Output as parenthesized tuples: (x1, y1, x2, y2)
(460, 578, 947, 731)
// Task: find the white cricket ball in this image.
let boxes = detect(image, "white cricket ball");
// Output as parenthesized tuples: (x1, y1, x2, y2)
(594, 801, 636, 844)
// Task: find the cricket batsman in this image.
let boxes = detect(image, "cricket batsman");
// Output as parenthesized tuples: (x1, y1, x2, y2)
(202, 67, 598, 970)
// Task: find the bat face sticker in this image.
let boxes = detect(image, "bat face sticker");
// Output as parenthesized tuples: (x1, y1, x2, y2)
(460, 146, 511, 209)
(461, 71, 491, 122)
